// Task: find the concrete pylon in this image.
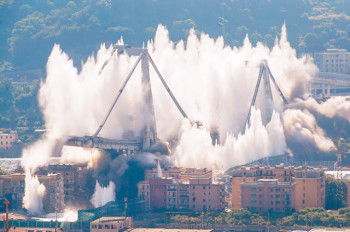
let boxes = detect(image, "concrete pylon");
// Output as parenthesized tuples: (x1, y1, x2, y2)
(141, 49, 157, 149)
(262, 61, 274, 125)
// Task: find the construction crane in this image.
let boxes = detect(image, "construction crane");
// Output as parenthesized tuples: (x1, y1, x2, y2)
(242, 59, 288, 133)
(65, 45, 199, 152)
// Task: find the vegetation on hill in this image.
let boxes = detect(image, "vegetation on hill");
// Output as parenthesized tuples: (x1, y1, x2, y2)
(0, 0, 349, 73)
(0, 77, 44, 143)
(168, 207, 350, 228)
(0, 168, 10, 175)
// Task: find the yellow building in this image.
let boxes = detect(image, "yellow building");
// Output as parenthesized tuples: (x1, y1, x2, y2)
(293, 168, 325, 210)
(231, 165, 325, 211)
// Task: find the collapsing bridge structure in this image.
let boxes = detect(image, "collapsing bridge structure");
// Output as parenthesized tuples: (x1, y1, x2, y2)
(65, 45, 193, 153)
(65, 45, 287, 153)
(242, 60, 288, 133)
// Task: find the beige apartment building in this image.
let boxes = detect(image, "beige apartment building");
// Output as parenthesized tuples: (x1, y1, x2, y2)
(0, 173, 64, 213)
(36, 164, 88, 204)
(231, 165, 325, 211)
(314, 48, 350, 74)
(293, 167, 325, 210)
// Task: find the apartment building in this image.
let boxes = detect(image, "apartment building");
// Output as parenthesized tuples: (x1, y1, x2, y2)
(241, 179, 296, 213)
(36, 164, 88, 204)
(149, 178, 173, 209)
(293, 167, 325, 210)
(314, 49, 350, 74)
(90, 217, 132, 232)
(138, 167, 225, 211)
(145, 167, 212, 181)
(0, 130, 18, 149)
(0, 173, 64, 213)
(231, 165, 325, 211)
(188, 178, 225, 211)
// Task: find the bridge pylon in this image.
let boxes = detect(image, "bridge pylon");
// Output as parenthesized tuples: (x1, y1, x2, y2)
(242, 60, 288, 134)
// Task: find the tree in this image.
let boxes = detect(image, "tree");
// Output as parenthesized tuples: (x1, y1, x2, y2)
(325, 177, 347, 210)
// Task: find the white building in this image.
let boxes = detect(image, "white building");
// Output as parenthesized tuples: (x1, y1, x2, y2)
(314, 49, 350, 74)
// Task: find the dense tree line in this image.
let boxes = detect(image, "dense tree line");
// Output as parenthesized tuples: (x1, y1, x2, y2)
(169, 207, 350, 228)
(0, 76, 44, 143)
(0, 0, 349, 73)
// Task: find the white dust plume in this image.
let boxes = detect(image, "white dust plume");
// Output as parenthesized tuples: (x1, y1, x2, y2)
(294, 97, 350, 121)
(282, 109, 335, 152)
(91, 180, 116, 208)
(22, 22, 334, 184)
(22, 171, 46, 215)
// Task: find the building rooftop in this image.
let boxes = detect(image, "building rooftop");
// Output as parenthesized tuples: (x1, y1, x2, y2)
(241, 179, 296, 187)
(325, 48, 348, 53)
(91, 216, 129, 224)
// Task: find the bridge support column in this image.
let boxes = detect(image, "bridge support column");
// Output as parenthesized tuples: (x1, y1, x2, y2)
(141, 50, 157, 150)
(327, 83, 330, 97)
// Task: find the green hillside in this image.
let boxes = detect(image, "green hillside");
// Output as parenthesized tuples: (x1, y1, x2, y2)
(0, 0, 349, 73)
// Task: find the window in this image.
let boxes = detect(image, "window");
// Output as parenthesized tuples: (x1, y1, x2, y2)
(251, 200, 257, 204)
(251, 194, 257, 198)
(251, 188, 256, 192)
(203, 186, 205, 190)
(275, 194, 280, 198)
(276, 201, 280, 205)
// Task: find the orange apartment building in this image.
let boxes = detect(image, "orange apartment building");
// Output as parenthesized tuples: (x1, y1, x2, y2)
(231, 164, 325, 211)
(145, 167, 212, 181)
(293, 167, 325, 210)
(138, 167, 225, 211)
(241, 179, 296, 213)
(0, 130, 18, 149)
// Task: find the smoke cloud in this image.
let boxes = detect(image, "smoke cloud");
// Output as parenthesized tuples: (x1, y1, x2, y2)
(283, 109, 335, 152)
(20, 23, 350, 211)
(22, 171, 46, 215)
(91, 180, 116, 208)
(294, 97, 350, 121)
